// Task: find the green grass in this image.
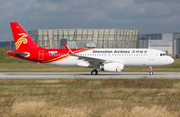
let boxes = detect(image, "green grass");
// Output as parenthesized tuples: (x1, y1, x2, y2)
(0, 54, 180, 72)
(1, 78, 180, 116)
(0, 54, 31, 63)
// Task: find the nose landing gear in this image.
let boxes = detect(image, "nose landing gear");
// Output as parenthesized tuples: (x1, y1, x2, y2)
(149, 67, 153, 75)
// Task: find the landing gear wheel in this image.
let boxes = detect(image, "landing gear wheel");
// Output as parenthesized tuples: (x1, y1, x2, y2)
(96, 70, 98, 75)
(91, 70, 98, 75)
(149, 71, 153, 75)
(149, 67, 153, 75)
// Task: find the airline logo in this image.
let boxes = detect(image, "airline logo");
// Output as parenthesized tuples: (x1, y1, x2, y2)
(15, 33, 28, 49)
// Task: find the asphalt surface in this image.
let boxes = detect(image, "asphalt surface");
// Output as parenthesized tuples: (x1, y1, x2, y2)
(0, 72, 180, 79)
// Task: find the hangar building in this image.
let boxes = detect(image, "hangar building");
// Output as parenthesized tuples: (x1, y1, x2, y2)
(139, 34, 173, 54)
(173, 31, 180, 55)
(28, 29, 139, 49)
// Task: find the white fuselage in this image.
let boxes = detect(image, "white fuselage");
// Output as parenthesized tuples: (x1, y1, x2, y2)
(46, 48, 174, 68)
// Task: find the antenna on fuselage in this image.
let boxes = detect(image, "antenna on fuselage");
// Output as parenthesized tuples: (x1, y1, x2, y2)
(148, 34, 150, 49)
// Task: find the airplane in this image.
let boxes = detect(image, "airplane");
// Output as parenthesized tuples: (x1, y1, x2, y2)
(7, 22, 174, 75)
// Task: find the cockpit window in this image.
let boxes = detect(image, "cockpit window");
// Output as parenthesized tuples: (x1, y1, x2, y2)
(160, 53, 167, 56)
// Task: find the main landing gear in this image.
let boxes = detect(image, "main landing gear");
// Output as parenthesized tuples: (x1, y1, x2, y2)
(91, 70, 98, 75)
(149, 67, 153, 75)
(91, 66, 98, 75)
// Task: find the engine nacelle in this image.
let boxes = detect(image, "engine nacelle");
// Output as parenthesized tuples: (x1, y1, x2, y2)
(100, 63, 124, 72)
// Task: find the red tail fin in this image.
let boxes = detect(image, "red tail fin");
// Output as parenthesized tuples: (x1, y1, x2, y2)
(10, 22, 40, 50)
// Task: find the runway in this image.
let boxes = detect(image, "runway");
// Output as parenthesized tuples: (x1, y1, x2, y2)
(0, 72, 180, 79)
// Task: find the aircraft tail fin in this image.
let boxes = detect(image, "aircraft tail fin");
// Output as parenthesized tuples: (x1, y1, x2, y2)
(10, 22, 41, 50)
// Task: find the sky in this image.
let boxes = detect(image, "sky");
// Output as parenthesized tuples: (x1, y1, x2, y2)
(0, 0, 180, 41)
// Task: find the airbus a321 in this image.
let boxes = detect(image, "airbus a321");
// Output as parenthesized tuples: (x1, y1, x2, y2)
(7, 22, 174, 75)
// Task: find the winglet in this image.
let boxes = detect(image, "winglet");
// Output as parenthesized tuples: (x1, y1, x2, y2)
(63, 43, 74, 54)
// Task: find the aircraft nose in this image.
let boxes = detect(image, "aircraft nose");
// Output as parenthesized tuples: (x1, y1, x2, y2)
(169, 57, 174, 64)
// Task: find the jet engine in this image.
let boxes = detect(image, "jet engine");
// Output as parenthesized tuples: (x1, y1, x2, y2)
(100, 63, 124, 72)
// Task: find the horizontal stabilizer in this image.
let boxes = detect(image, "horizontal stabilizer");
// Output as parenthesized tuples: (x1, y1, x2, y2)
(7, 51, 30, 57)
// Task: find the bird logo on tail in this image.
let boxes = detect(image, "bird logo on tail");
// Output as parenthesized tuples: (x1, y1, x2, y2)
(15, 33, 28, 50)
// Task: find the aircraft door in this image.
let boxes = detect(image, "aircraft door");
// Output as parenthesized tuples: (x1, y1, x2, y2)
(149, 50, 154, 60)
(38, 50, 44, 60)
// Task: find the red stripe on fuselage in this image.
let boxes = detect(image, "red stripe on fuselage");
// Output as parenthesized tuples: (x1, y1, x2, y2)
(8, 47, 93, 63)
(44, 48, 93, 63)
(45, 55, 70, 63)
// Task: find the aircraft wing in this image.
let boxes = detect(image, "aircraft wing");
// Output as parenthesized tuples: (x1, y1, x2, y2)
(63, 44, 126, 65)
(72, 54, 125, 65)
(72, 54, 106, 65)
